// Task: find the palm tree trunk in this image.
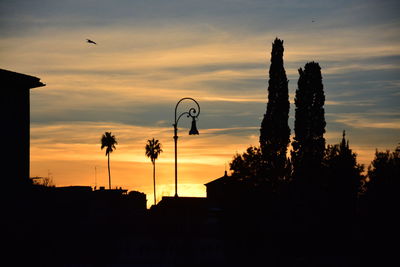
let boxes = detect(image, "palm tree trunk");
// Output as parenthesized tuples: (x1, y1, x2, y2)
(108, 153, 111, 189)
(153, 161, 156, 205)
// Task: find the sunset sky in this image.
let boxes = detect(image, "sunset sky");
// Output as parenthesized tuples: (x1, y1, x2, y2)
(1, 0, 399, 205)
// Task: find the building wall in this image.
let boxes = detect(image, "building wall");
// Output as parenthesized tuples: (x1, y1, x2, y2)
(3, 87, 30, 186)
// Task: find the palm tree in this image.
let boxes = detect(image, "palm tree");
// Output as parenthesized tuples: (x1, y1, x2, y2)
(145, 138, 163, 205)
(101, 132, 118, 189)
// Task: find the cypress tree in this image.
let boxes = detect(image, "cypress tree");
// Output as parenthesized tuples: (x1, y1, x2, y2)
(292, 61, 326, 181)
(259, 38, 290, 182)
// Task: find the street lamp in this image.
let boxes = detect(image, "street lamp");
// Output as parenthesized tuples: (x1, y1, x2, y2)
(173, 97, 200, 197)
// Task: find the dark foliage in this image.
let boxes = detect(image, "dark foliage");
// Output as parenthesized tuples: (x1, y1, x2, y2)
(324, 131, 364, 217)
(366, 145, 400, 207)
(260, 38, 291, 182)
(359, 145, 400, 265)
(292, 61, 326, 182)
(229, 146, 263, 180)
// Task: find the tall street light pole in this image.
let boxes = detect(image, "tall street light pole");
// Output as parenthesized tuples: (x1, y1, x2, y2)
(173, 97, 200, 198)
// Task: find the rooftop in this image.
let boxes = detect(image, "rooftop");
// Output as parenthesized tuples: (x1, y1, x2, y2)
(0, 68, 45, 89)
(204, 171, 230, 186)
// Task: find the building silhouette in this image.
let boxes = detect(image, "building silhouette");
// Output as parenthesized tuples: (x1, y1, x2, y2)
(205, 170, 230, 205)
(1, 69, 45, 188)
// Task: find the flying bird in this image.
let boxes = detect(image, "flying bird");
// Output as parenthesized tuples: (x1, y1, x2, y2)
(86, 39, 97, 45)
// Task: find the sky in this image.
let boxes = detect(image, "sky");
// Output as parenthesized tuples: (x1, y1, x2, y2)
(1, 0, 399, 206)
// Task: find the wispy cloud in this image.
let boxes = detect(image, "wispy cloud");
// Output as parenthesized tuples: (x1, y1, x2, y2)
(333, 113, 400, 129)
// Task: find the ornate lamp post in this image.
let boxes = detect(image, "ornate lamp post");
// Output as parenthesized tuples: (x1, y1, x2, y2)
(173, 97, 200, 197)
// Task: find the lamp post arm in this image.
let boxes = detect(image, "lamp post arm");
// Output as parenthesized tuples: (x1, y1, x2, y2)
(174, 97, 201, 124)
(175, 112, 190, 126)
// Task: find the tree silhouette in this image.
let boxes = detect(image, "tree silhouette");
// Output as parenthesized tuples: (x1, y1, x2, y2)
(363, 145, 400, 264)
(101, 132, 118, 189)
(366, 145, 400, 209)
(324, 131, 364, 216)
(230, 146, 262, 180)
(292, 61, 326, 183)
(145, 138, 163, 205)
(260, 38, 290, 183)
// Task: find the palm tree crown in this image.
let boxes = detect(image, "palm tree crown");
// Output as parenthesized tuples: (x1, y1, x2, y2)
(101, 132, 117, 156)
(145, 138, 163, 164)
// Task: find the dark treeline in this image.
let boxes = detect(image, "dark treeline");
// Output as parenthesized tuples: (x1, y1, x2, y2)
(226, 38, 399, 266)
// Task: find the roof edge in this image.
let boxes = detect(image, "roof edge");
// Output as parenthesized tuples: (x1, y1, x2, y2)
(0, 68, 45, 89)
